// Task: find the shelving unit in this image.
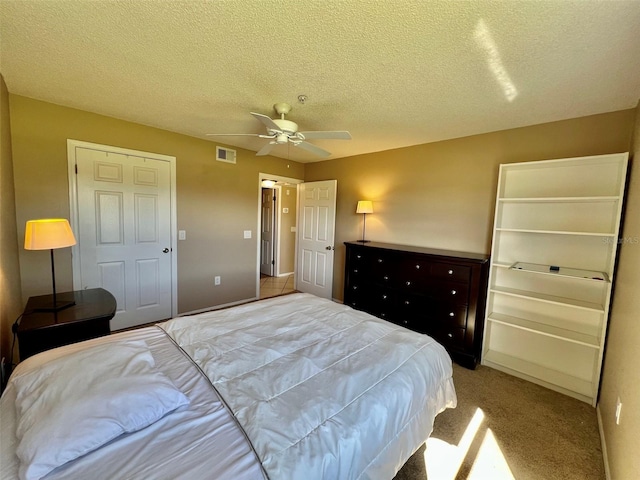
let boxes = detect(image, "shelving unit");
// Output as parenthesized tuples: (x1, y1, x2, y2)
(481, 153, 628, 406)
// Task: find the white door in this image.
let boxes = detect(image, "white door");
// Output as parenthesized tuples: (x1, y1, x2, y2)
(260, 188, 275, 276)
(296, 180, 337, 299)
(75, 147, 173, 330)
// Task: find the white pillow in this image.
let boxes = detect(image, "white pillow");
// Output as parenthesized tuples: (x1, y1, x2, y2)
(11, 340, 189, 480)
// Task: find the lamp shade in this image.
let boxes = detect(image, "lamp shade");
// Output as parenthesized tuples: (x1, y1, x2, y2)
(356, 200, 373, 214)
(24, 219, 77, 250)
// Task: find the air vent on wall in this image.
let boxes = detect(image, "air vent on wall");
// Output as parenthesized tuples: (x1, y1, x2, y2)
(216, 146, 236, 164)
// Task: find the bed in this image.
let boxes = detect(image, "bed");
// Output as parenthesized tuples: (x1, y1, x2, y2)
(1, 293, 456, 480)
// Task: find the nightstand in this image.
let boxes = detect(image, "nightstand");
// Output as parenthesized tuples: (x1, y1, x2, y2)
(17, 288, 117, 361)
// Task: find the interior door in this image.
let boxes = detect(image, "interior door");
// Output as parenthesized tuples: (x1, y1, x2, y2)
(296, 180, 337, 299)
(260, 188, 275, 276)
(75, 147, 173, 330)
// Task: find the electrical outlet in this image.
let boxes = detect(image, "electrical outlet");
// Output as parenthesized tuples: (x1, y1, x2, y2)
(243, 230, 252, 239)
(615, 397, 622, 425)
(214, 276, 221, 286)
(178, 230, 186, 240)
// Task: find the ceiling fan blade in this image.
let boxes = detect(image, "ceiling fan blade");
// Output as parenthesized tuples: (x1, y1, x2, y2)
(256, 142, 277, 156)
(251, 112, 281, 131)
(293, 141, 331, 158)
(206, 133, 261, 137)
(297, 131, 352, 140)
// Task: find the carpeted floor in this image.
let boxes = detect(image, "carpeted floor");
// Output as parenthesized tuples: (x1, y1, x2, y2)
(394, 364, 605, 480)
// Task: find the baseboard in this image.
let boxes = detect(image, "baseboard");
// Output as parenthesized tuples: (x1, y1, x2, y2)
(277, 272, 293, 277)
(596, 405, 612, 480)
(180, 297, 259, 317)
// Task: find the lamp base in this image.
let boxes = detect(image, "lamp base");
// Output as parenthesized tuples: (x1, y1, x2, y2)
(356, 240, 371, 243)
(33, 300, 76, 312)
(30, 293, 76, 312)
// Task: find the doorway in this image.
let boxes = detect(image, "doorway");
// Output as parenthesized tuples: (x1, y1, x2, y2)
(257, 174, 302, 299)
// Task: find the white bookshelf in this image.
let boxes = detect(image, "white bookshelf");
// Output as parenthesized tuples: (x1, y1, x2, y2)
(481, 153, 628, 406)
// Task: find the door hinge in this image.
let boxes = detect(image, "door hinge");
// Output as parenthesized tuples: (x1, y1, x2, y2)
(272, 260, 275, 265)
(75, 164, 78, 174)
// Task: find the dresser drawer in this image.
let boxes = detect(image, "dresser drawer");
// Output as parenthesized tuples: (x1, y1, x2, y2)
(368, 285, 396, 321)
(431, 263, 471, 283)
(429, 282, 470, 304)
(434, 326, 466, 350)
(397, 255, 431, 290)
(433, 304, 468, 328)
(370, 254, 397, 286)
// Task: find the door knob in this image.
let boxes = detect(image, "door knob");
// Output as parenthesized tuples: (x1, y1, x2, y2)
(325, 246, 334, 250)
(163, 248, 170, 253)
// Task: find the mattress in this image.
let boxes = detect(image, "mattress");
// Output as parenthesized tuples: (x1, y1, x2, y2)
(1, 293, 456, 479)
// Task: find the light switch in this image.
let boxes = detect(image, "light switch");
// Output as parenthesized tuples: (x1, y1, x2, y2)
(178, 230, 186, 240)
(244, 230, 252, 239)
(291, 226, 297, 233)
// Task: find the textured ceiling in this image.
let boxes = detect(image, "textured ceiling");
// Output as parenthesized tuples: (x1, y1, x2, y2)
(1, 0, 640, 163)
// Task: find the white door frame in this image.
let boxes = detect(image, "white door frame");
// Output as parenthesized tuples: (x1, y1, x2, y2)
(256, 173, 303, 298)
(67, 139, 178, 318)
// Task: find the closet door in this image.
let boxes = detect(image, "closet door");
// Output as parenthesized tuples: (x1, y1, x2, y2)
(74, 146, 174, 330)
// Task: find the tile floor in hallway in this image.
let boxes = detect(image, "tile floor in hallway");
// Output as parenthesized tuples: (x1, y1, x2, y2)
(260, 273, 296, 299)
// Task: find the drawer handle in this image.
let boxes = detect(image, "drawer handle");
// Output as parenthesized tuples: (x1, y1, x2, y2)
(406, 281, 411, 286)
(415, 264, 420, 269)
(403, 320, 408, 325)
(447, 333, 453, 338)
(378, 258, 383, 263)
(381, 313, 387, 318)
(354, 269, 359, 273)
(451, 290, 457, 295)
(404, 300, 410, 305)
(352, 286, 358, 290)
(448, 269, 454, 275)
(383, 275, 389, 280)
(449, 312, 454, 317)
(382, 294, 387, 300)
(357, 255, 362, 259)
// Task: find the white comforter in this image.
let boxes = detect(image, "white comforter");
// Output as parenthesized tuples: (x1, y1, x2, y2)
(160, 293, 456, 480)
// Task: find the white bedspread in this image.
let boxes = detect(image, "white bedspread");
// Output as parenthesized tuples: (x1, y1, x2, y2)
(161, 293, 456, 480)
(1, 328, 267, 480)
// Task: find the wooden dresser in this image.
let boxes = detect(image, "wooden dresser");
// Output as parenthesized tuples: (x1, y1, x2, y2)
(344, 241, 489, 368)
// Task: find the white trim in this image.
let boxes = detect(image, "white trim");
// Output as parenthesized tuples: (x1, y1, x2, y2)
(67, 139, 178, 318)
(256, 173, 303, 298)
(277, 272, 294, 277)
(596, 405, 612, 480)
(179, 296, 258, 316)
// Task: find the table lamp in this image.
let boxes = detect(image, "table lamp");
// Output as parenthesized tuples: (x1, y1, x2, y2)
(356, 200, 373, 243)
(24, 218, 77, 311)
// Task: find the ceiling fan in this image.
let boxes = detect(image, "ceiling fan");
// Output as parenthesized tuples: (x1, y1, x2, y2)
(206, 103, 351, 158)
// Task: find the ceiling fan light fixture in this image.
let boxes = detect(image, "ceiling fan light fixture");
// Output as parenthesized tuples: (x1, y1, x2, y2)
(206, 101, 351, 158)
(273, 118, 298, 134)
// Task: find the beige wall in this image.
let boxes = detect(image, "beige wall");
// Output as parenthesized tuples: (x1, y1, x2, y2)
(278, 185, 297, 274)
(8, 95, 304, 316)
(0, 75, 22, 367)
(599, 102, 640, 479)
(306, 109, 635, 300)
